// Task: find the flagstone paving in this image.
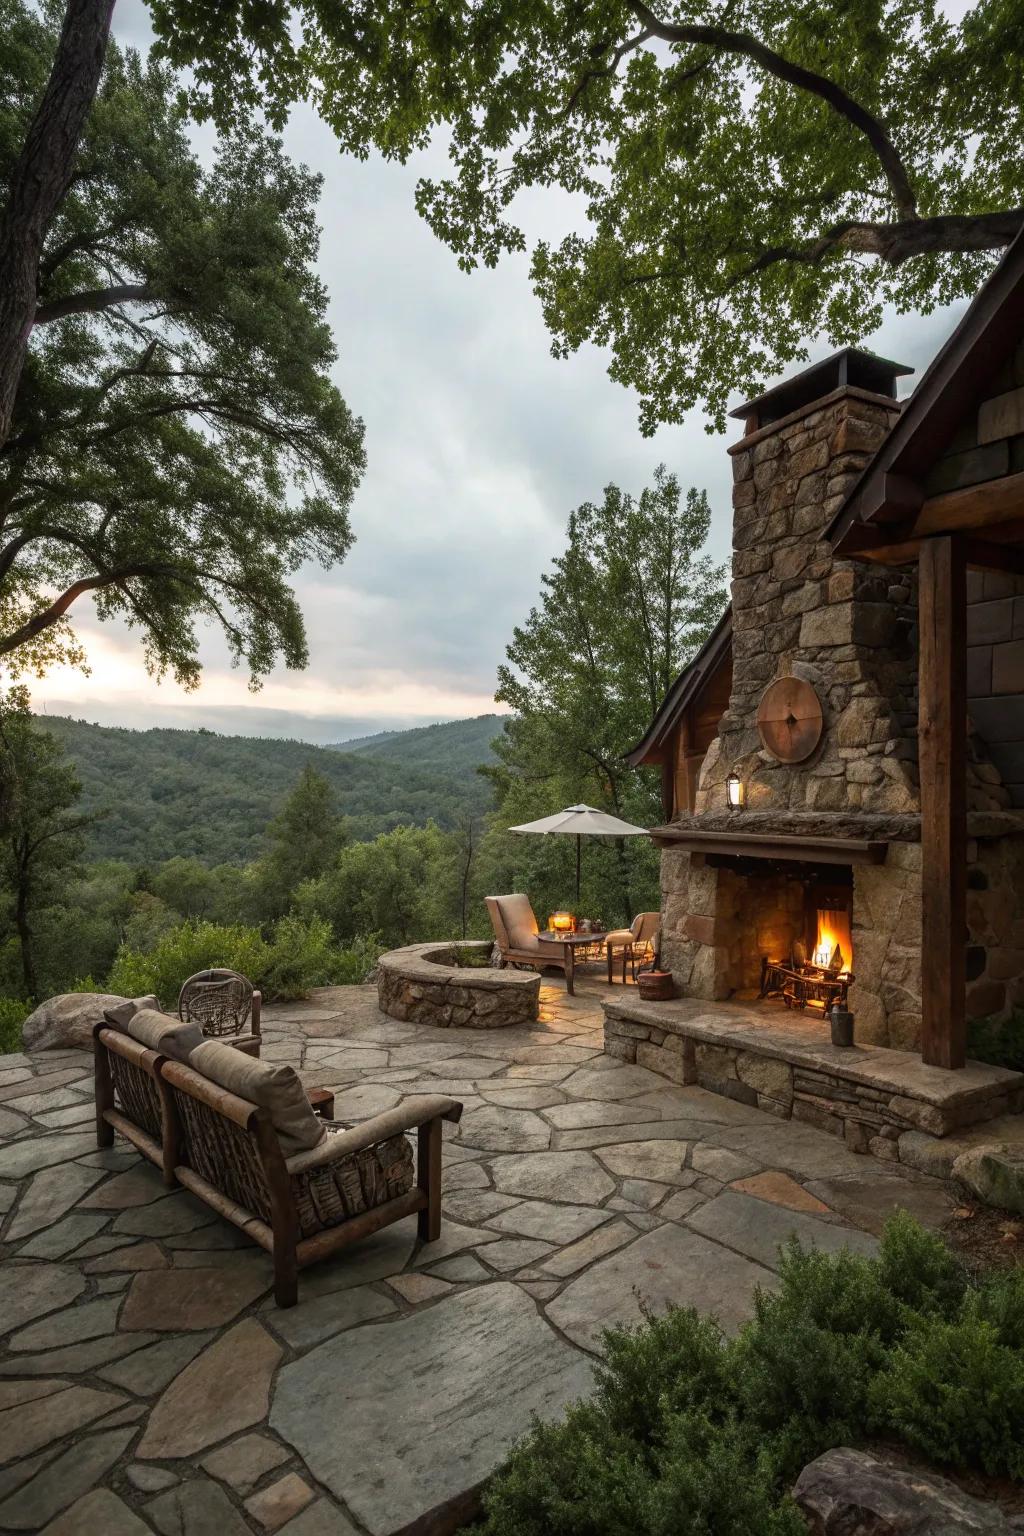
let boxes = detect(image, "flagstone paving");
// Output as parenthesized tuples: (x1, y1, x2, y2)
(0, 978, 957, 1534)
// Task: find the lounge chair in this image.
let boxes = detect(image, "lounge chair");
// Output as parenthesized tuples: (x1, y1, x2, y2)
(93, 1002, 461, 1307)
(485, 893, 580, 994)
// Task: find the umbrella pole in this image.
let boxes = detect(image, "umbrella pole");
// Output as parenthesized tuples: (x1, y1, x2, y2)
(576, 834, 581, 903)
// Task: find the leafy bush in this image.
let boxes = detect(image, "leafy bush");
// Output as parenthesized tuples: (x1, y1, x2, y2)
(968, 1007, 1024, 1072)
(108, 920, 273, 1007)
(332, 932, 385, 984)
(106, 914, 373, 1005)
(471, 1214, 1024, 1535)
(0, 998, 30, 1054)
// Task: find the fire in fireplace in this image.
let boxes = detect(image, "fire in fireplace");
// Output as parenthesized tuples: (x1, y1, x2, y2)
(814, 908, 853, 975)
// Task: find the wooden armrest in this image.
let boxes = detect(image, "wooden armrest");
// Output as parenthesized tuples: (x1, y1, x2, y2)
(251, 991, 261, 1037)
(226, 1034, 261, 1057)
(284, 1095, 463, 1174)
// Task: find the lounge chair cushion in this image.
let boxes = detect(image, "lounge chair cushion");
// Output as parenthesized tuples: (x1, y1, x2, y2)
(120, 1007, 205, 1064)
(189, 1039, 326, 1156)
(497, 894, 540, 951)
(604, 929, 633, 947)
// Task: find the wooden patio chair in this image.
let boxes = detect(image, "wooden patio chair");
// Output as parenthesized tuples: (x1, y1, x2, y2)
(485, 893, 578, 993)
(179, 967, 261, 1057)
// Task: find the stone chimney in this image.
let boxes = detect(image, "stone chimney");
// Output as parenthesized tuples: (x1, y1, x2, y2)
(695, 348, 918, 817)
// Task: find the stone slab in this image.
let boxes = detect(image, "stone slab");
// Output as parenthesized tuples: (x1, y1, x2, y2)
(39, 1488, 151, 1535)
(271, 1282, 594, 1536)
(267, 1283, 395, 1351)
(138, 1319, 282, 1459)
(546, 1223, 773, 1349)
(0, 1384, 126, 1463)
(146, 1479, 253, 1536)
(121, 1265, 269, 1331)
(490, 1150, 615, 1205)
(0, 1426, 134, 1529)
(484, 1200, 610, 1244)
(686, 1191, 878, 1271)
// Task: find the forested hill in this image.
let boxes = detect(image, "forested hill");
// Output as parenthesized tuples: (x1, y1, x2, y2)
(38, 714, 504, 867)
(332, 714, 504, 773)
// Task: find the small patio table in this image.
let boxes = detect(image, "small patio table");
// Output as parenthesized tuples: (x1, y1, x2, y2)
(541, 932, 606, 995)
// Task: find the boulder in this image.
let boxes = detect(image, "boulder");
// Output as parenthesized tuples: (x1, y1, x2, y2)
(22, 993, 158, 1053)
(793, 1447, 1019, 1534)
(953, 1144, 1024, 1216)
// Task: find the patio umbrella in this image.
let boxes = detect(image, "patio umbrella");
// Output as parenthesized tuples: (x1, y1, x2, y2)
(508, 803, 648, 901)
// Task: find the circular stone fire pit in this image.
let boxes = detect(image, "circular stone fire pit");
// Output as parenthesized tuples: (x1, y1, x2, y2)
(377, 940, 540, 1028)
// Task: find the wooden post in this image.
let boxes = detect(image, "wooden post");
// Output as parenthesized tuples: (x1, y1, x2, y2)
(93, 1023, 115, 1148)
(918, 535, 967, 1069)
(417, 1117, 443, 1242)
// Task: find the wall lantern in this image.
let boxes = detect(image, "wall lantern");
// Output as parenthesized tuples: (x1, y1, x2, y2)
(550, 910, 575, 933)
(725, 772, 745, 810)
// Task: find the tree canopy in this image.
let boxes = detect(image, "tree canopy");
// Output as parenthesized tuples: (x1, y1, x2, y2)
(490, 466, 725, 917)
(150, 0, 1024, 431)
(0, 2, 364, 681)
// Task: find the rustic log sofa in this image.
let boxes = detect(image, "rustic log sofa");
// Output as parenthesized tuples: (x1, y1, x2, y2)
(93, 1003, 462, 1306)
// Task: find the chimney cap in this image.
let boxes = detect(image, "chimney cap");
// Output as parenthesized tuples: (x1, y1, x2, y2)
(729, 347, 913, 430)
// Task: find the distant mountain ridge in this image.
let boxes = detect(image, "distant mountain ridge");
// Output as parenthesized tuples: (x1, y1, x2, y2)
(38, 713, 504, 867)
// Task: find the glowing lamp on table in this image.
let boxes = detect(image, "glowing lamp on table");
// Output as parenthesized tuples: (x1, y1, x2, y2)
(550, 911, 575, 934)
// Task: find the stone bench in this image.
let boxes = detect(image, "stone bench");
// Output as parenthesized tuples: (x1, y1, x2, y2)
(377, 942, 540, 1028)
(603, 995, 1024, 1165)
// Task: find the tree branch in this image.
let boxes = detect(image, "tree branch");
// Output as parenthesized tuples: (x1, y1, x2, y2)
(733, 208, 1024, 279)
(34, 283, 157, 325)
(626, 1, 919, 220)
(0, 0, 115, 444)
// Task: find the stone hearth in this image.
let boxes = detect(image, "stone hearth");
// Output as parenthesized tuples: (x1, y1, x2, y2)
(603, 994, 1024, 1163)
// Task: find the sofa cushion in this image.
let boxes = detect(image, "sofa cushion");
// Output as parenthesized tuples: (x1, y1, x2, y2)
(189, 1039, 326, 1156)
(124, 1007, 204, 1064)
(102, 995, 160, 1032)
(497, 894, 539, 951)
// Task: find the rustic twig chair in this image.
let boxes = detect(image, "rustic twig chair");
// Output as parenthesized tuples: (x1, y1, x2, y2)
(94, 1010, 462, 1307)
(178, 968, 261, 1057)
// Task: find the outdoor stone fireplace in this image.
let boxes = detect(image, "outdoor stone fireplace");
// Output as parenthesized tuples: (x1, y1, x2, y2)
(630, 348, 1024, 1054)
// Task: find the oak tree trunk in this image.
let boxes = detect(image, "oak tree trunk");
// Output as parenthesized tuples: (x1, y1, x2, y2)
(0, 0, 115, 449)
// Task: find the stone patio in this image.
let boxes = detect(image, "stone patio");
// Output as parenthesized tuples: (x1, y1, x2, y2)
(0, 978, 957, 1535)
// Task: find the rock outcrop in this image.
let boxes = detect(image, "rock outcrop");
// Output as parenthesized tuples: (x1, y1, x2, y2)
(793, 1447, 1021, 1534)
(22, 993, 158, 1052)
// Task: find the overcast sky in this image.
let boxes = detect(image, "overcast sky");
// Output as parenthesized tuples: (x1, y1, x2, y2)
(30, 3, 971, 744)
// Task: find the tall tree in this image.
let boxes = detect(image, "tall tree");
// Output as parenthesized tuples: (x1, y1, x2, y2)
(257, 765, 346, 918)
(0, 688, 93, 998)
(153, 0, 1024, 431)
(0, 4, 364, 680)
(491, 466, 725, 920)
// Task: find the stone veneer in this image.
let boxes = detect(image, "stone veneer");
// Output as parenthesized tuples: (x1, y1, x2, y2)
(659, 378, 1024, 1049)
(603, 996, 1024, 1165)
(377, 940, 540, 1028)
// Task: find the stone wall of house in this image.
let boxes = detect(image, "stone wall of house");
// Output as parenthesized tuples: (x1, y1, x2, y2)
(656, 377, 1024, 1051)
(966, 834, 1024, 1023)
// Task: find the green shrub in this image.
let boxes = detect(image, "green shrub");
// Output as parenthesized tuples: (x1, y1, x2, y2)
(332, 931, 385, 984)
(967, 1007, 1024, 1072)
(107, 920, 272, 1008)
(470, 1217, 1024, 1535)
(262, 915, 339, 1000)
(873, 1308, 1024, 1478)
(0, 998, 30, 1054)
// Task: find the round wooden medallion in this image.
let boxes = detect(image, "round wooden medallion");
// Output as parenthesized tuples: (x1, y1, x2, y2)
(756, 677, 823, 763)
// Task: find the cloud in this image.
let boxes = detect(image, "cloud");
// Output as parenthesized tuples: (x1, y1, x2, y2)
(33, 6, 971, 740)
